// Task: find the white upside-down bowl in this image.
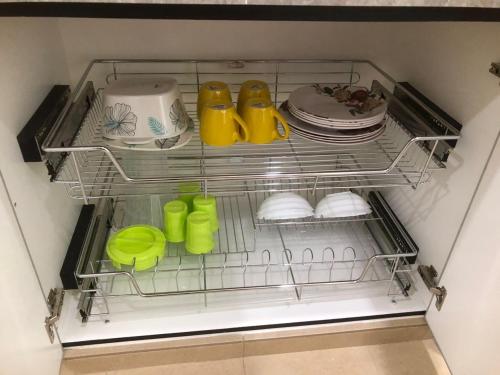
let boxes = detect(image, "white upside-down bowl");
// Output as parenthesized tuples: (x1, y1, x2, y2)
(314, 192, 372, 219)
(257, 193, 314, 220)
(102, 78, 191, 144)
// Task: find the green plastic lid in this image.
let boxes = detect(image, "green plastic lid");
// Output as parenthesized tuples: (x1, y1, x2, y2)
(106, 225, 166, 271)
(164, 200, 188, 213)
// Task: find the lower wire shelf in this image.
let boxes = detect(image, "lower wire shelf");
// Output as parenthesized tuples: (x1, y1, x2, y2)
(75, 192, 416, 319)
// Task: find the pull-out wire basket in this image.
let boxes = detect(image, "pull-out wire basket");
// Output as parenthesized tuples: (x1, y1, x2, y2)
(75, 192, 415, 319)
(42, 60, 460, 203)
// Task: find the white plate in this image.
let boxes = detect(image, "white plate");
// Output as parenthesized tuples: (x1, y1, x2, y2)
(289, 123, 385, 140)
(289, 108, 385, 130)
(291, 128, 385, 145)
(280, 102, 385, 140)
(290, 123, 386, 140)
(106, 120, 194, 151)
(289, 85, 387, 123)
(288, 101, 385, 125)
(288, 103, 386, 129)
(292, 126, 385, 141)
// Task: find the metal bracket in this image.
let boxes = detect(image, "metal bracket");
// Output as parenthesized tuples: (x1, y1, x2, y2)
(44, 82, 95, 181)
(44, 288, 64, 343)
(418, 265, 447, 311)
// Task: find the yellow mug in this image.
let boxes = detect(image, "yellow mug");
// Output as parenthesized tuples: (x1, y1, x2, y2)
(201, 100, 249, 147)
(241, 98, 290, 144)
(237, 80, 272, 113)
(197, 81, 232, 118)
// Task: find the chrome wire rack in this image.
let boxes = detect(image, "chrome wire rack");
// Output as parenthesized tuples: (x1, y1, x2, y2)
(75, 194, 415, 318)
(78, 225, 413, 318)
(42, 60, 460, 202)
(111, 194, 255, 255)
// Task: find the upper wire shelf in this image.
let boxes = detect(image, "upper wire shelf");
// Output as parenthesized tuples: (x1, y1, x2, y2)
(42, 59, 460, 202)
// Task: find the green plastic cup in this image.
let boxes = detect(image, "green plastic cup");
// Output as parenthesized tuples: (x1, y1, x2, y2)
(163, 200, 188, 243)
(178, 182, 201, 212)
(185, 211, 214, 254)
(193, 195, 219, 232)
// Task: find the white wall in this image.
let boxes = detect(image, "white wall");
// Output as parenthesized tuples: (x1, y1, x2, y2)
(0, 18, 80, 295)
(57, 19, 500, 276)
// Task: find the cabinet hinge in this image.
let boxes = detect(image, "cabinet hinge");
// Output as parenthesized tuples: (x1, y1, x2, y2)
(418, 265, 447, 311)
(44, 288, 64, 343)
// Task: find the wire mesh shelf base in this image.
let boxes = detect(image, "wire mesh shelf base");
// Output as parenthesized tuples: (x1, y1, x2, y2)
(43, 60, 460, 202)
(77, 216, 415, 318)
(111, 194, 255, 255)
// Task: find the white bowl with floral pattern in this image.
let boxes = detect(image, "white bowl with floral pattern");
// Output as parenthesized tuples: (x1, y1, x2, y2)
(102, 78, 192, 144)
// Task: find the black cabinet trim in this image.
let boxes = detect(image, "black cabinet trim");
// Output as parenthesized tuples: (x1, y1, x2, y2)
(2, 3, 500, 21)
(62, 310, 425, 347)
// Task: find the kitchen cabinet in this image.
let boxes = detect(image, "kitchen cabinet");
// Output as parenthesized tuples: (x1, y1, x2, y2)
(0, 14, 499, 375)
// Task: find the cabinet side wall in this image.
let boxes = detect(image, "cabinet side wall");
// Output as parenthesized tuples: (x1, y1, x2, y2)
(0, 18, 80, 294)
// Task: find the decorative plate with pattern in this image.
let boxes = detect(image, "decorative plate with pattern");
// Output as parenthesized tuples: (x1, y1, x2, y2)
(288, 85, 387, 123)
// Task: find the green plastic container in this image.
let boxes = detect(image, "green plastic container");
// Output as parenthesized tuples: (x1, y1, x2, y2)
(193, 195, 219, 232)
(106, 225, 166, 271)
(185, 211, 214, 255)
(164, 200, 188, 243)
(178, 182, 201, 212)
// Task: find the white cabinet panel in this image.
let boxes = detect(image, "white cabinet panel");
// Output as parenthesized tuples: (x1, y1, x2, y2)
(0, 18, 80, 295)
(427, 132, 500, 375)
(0, 172, 61, 374)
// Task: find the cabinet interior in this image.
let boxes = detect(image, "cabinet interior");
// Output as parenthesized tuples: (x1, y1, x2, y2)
(2, 18, 500, 344)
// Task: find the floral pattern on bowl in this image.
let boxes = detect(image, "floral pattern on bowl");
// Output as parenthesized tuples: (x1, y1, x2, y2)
(103, 103, 137, 136)
(169, 99, 190, 132)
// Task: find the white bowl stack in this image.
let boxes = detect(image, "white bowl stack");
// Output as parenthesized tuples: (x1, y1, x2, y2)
(257, 192, 371, 221)
(314, 192, 372, 219)
(257, 193, 314, 220)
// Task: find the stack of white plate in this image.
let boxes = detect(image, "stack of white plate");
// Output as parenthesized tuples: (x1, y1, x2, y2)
(279, 85, 388, 145)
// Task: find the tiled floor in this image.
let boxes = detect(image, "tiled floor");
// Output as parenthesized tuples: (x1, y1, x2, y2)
(244, 339, 449, 375)
(61, 320, 451, 375)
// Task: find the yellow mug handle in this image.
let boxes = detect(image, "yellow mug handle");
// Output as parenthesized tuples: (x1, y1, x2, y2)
(271, 107, 290, 141)
(233, 112, 250, 142)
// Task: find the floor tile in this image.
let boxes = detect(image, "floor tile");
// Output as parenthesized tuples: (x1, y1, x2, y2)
(368, 340, 449, 375)
(105, 358, 244, 375)
(61, 342, 243, 374)
(243, 325, 432, 356)
(244, 346, 379, 375)
(422, 339, 452, 375)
